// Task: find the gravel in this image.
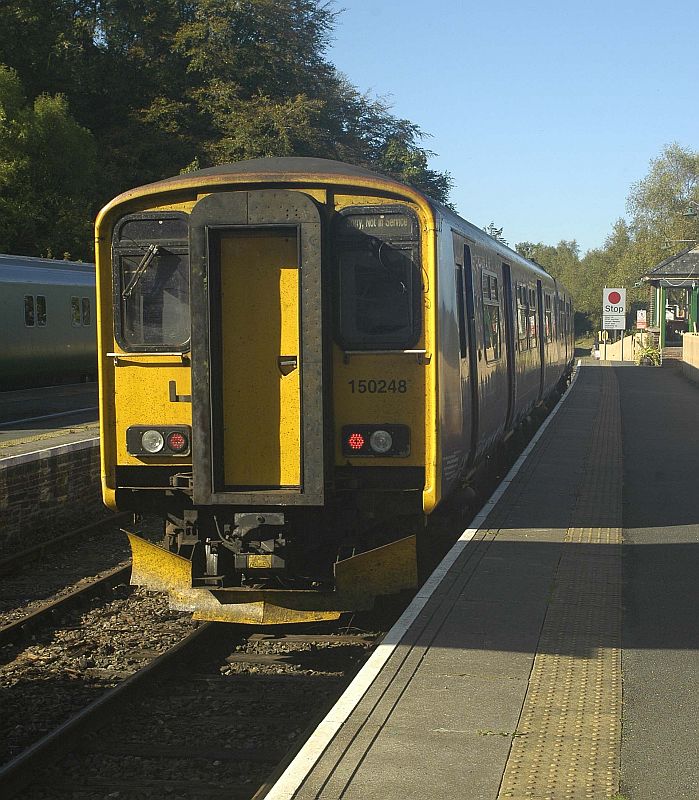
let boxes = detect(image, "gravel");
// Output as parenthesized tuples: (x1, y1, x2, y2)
(19, 625, 382, 800)
(0, 583, 196, 766)
(0, 516, 163, 629)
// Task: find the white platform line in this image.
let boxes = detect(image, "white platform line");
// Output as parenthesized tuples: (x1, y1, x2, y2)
(265, 363, 582, 800)
(0, 406, 98, 428)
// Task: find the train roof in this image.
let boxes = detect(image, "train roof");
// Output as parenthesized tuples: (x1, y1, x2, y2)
(0, 254, 95, 286)
(101, 157, 417, 214)
(99, 157, 566, 292)
(434, 203, 558, 285)
(178, 157, 393, 183)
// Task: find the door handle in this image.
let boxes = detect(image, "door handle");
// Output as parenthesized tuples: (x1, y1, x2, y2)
(278, 355, 298, 376)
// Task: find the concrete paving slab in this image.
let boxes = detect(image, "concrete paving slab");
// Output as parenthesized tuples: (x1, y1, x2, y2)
(339, 727, 512, 800)
(618, 365, 699, 800)
(275, 365, 697, 800)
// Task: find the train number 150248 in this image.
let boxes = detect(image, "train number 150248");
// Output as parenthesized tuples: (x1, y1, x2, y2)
(348, 379, 408, 394)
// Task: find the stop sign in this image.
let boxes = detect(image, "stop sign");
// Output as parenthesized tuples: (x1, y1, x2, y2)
(602, 288, 626, 330)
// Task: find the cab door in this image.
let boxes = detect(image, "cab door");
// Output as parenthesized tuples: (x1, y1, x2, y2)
(189, 190, 326, 506)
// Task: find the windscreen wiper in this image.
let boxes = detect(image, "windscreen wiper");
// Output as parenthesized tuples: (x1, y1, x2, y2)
(122, 244, 160, 299)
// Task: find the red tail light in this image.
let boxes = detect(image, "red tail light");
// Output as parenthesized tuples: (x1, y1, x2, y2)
(167, 431, 188, 452)
(348, 432, 365, 450)
(341, 425, 410, 457)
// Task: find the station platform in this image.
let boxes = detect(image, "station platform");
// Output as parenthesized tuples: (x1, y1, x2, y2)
(0, 383, 98, 448)
(266, 363, 699, 800)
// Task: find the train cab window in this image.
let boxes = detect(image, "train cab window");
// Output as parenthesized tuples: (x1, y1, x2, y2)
(81, 297, 91, 326)
(71, 296, 81, 327)
(334, 206, 421, 350)
(24, 295, 35, 327)
(482, 273, 501, 362)
(36, 295, 47, 326)
(112, 212, 190, 351)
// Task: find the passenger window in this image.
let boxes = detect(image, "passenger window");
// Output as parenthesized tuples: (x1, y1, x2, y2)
(24, 295, 35, 327)
(544, 295, 553, 342)
(482, 273, 501, 362)
(113, 213, 190, 350)
(335, 207, 421, 350)
(81, 297, 91, 326)
(528, 289, 538, 348)
(71, 296, 81, 327)
(36, 295, 47, 326)
(483, 303, 501, 361)
(517, 286, 529, 350)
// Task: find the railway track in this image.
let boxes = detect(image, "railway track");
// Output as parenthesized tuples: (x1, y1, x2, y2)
(0, 562, 130, 648)
(0, 536, 196, 771)
(0, 515, 390, 799)
(0, 621, 383, 799)
(0, 513, 390, 799)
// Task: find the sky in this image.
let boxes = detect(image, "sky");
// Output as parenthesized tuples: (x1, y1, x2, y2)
(328, 0, 699, 254)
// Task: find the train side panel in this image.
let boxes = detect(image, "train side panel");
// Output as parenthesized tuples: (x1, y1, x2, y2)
(0, 257, 96, 388)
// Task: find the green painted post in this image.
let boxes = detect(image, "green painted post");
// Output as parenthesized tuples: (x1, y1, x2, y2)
(690, 286, 698, 333)
(659, 286, 666, 349)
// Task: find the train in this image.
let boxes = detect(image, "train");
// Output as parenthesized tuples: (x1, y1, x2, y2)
(94, 157, 574, 624)
(0, 254, 96, 389)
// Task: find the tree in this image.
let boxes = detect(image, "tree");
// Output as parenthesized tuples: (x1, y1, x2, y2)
(0, 65, 96, 259)
(0, 0, 453, 257)
(625, 143, 699, 279)
(485, 222, 507, 245)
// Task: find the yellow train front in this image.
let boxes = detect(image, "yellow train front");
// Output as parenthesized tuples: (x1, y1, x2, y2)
(95, 157, 573, 624)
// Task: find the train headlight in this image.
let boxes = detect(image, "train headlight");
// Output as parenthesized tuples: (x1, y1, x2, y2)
(141, 430, 165, 453)
(369, 429, 393, 454)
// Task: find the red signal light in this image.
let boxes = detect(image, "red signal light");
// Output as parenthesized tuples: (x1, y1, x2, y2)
(348, 432, 365, 450)
(167, 431, 188, 452)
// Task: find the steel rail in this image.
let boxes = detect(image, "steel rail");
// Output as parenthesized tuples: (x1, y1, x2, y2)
(0, 622, 215, 799)
(0, 513, 130, 577)
(0, 563, 131, 648)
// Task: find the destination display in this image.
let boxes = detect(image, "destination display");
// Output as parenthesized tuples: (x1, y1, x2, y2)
(340, 211, 415, 239)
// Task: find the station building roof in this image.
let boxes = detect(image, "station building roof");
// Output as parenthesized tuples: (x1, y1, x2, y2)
(641, 245, 699, 287)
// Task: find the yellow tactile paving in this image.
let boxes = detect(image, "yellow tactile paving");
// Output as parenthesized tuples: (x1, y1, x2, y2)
(498, 369, 622, 800)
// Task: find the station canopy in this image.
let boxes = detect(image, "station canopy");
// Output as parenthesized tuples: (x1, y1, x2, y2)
(641, 245, 699, 288)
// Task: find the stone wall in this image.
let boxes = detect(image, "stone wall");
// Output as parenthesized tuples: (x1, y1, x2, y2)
(0, 438, 104, 553)
(596, 333, 636, 362)
(682, 333, 699, 384)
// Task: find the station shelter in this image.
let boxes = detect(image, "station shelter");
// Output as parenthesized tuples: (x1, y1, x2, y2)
(641, 245, 699, 348)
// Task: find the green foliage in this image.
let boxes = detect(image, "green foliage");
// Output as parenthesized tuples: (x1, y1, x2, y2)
(485, 223, 507, 244)
(634, 342, 661, 366)
(625, 143, 699, 276)
(0, 65, 96, 259)
(517, 144, 699, 334)
(0, 0, 451, 256)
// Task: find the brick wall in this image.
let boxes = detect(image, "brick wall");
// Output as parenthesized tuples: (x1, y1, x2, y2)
(0, 439, 105, 552)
